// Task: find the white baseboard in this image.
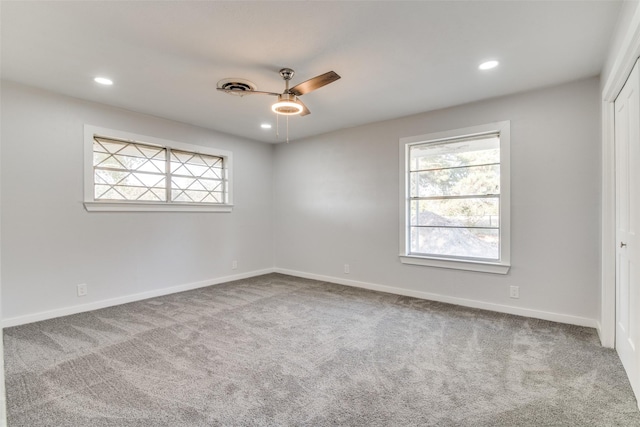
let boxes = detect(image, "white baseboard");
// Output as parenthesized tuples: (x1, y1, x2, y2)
(3, 267, 598, 330)
(595, 321, 614, 348)
(2, 268, 276, 328)
(275, 268, 598, 328)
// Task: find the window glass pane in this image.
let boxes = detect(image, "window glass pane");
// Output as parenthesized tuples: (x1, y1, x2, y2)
(406, 129, 504, 263)
(94, 139, 126, 154)
(132, 173, 165, 188)
(170, 150, 224, 204)
(93, 136, 227, 205)
(201, 193, 223, 203)
(410, 135, 499, 171)
(118, 144, 146, 158)
(132, 159, 164, 174)
(172, 189, 224, 203)
(410, 226, 499, 259)
(410, 164, 499, 198)
(96, 187, 126, 200)
(93, 152, 110, 166)
(133, 189, 164, 201)
(172, 176, 195, 190)
(94, 138, 164, 159)
(171, 152, 223, 176)
(93, 137, 169, 202)
(94, 180, 167, 201)
(111, 186, 151, 200)
(199, 179, 223, 192)
(110, 154, 159, 172)
(95, 155, 126, 170)
(95, 169, 128, 185)
(411, 198, 499, 228)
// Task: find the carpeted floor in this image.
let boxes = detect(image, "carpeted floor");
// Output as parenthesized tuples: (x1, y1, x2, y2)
(3, 273, 640, 426)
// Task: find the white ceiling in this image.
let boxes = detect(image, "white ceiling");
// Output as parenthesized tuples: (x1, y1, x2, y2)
(1, 1, 622, 143)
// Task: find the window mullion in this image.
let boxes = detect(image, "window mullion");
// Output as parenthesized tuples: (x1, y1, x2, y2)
(410, 161, 500, 174)
(222, 158, 227, 203)
(410, 194, 500, 201)
(165, 147, 171, 203)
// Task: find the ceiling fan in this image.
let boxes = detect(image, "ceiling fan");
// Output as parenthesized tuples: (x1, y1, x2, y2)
(217, 68, 341, 116)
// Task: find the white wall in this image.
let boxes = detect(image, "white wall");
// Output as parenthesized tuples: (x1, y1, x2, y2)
(274, 77, 601, 326)
(0, 81, 274, 323)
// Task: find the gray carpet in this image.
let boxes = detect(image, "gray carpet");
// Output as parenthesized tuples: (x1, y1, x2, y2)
(3, 273, 639, 426)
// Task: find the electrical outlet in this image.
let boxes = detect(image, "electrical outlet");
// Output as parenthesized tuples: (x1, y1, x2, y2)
(344, 264, 350, 274)
(509, 285, 519, 299)
(232, 260, 238, 270)
(77, 284, 88, 297)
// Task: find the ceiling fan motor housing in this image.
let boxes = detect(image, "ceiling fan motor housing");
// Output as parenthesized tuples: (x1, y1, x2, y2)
(279, 68, 295, 81)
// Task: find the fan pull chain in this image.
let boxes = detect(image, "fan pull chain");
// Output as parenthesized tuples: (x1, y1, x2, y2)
(274, 114, 289, 143)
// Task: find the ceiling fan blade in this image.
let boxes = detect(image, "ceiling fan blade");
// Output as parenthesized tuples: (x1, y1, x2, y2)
(216, 88, 280, 96)
(290, 71, 340, 96)
(298, 99, 311, 116)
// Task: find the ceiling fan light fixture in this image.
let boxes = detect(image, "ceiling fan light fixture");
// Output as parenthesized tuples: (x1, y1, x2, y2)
(272, 94, 303, 115)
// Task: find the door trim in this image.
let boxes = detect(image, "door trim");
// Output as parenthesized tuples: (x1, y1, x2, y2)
(601, 5, 640, 349)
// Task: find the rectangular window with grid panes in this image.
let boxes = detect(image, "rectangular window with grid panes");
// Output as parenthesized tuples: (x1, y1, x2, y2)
(84, 126, 232, 212)
(399, 121, 510, 274)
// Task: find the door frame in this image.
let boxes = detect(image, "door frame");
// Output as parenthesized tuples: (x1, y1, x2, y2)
(601, 6, 640, 349)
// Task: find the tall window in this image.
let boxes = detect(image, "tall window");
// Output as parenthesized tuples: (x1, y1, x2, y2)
(399, 122, 510, 274)
(84, 126, 232, 212)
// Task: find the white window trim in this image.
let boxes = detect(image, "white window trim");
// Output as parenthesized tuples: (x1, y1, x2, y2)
(398, 121, 511, 274)
(83, 125, 233, 213)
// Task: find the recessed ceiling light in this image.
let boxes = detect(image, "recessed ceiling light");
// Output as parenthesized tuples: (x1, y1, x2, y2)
(261, 123, 272, 129)
(479, 60, 499, 70)
(94, 77, 113, 85)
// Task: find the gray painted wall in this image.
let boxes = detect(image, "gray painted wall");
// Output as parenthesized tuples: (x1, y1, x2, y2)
(274, 77, 601, 324)
(1, 77, 601, 327)
(1, 81, 274, 321)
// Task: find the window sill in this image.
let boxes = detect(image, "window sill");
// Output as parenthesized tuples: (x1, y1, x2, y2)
(84, 201, 233, 213)
(399, 255, 510, 274)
